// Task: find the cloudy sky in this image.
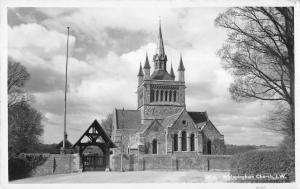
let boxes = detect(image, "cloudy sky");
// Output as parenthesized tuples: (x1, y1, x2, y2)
(7, 7, 283, 146)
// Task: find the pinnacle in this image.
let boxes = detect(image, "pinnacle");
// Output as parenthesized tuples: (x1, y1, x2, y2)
(178, 54, 185, 71)
(137, 62, 144, 76)
(143, 53, 151, 69)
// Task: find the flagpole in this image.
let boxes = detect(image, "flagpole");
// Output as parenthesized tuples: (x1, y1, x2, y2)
(62, 26, 70, 153)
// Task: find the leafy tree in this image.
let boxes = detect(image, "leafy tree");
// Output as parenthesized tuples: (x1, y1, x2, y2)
(100, 113, 113, 137)
(215, 7, 294, 141)
(8, 59, 44, 157)
(8, 103, 43, 157)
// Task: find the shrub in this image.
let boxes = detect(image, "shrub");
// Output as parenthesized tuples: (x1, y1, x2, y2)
(230, 150, 295, 182)
(9, 154, 49, 181)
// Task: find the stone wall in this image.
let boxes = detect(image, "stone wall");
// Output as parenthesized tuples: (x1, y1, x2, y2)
(110, 154, 231, 171)
(18, 153, 81, 178)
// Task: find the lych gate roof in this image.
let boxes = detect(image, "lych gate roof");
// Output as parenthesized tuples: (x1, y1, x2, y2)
(72, 120, 116, 148)
(115, 109, 142, 130)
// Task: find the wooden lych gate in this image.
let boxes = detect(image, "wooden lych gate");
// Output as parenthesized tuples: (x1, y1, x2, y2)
(72, 120, 116, 171)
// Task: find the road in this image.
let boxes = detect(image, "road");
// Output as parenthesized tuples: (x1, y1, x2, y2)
(11, 170, 230, 183)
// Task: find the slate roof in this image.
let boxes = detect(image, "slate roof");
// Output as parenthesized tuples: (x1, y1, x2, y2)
(150, 70, 174, 80)
(115, 109, 142, 130)
(160, 109, 184, 129)
(188, 111, 208, 124)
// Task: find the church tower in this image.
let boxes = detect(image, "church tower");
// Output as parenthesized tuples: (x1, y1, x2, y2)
(137, 21, 186, 124)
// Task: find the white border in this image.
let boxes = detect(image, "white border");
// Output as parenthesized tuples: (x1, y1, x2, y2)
(0, 0, 299, 189)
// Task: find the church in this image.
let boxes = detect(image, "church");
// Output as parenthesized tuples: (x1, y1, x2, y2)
(111, 23, 225, 159)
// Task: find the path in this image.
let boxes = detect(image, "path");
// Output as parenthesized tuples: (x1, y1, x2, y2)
(11, 171, 230, 183)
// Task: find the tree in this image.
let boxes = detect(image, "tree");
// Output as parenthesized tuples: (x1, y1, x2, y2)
(8, 103, 43, 157)
(100, 113, 113, 137)
(7, 59, 43, 157)
(8, 58, 32, 107)
(215, 7, 294, 135)
(215, 7, 294, 108)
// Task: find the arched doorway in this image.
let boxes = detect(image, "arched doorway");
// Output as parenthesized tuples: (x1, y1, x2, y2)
(207, 140, 212, 154)
(152, 139, 157, 154)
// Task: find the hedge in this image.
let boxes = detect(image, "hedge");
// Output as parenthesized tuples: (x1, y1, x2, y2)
(230, 150, 295, 182)
(9, 154, 48, 181)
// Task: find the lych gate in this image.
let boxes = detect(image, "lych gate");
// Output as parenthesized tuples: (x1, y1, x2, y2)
(72, 120, 116, 171)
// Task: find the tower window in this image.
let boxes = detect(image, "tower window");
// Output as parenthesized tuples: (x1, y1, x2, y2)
(173, 91, 177, 102)
(169, 91, 172, 102)
(156, 90, 159, 101)
(150, 90, 154, 102)
(165, 91, 168, 101)
(160, 90, 163, 101)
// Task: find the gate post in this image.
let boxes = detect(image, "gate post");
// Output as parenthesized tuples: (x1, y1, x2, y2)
(105, 147, 110, 171)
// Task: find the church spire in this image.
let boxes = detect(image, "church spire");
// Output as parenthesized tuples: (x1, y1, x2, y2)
(153, 19, 168, 71)
(157, 19, 165, 57)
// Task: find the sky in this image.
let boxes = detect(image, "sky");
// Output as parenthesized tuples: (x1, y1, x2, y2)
(7, 7, 284, 146)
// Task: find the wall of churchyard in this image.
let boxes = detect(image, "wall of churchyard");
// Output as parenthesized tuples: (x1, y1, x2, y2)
(17, 153, 81, 178)
(110, 154, 231, 171)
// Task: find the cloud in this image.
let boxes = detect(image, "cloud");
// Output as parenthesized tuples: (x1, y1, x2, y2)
(7, 7, 281, 146)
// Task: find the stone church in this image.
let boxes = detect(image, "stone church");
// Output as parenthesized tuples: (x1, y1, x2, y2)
(111, 23, 225, 158)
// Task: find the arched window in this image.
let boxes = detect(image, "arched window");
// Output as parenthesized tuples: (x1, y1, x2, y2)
(155, 90, 159, 101)
(160, 90, 163, 101)
(190, 134, 195, 151)
(173, 134, 178, 151)
(207, 140, 211, 154)
(165, 91, 168, 101)
(152, 139, 157, 154)
(173, 91, 176, 102)
(150, 90, 154, 102)
(181, 131, 187, 151)
(169, 90, 172, 102)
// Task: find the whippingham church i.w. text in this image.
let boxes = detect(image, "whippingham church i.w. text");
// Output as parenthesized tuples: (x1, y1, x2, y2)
(110, 23, 225, 170)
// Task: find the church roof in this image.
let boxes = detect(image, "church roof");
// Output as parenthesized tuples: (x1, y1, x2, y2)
(150, 70, 174, 80)
(161, 109, 184, 129)
(187, 111, 208, 124)
(115, 109, 142, 130)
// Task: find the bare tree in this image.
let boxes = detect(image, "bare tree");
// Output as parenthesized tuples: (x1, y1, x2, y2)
(101, 113, 113, 137)
(215, 7, 294, 125)
(8, 58, 32, 107)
